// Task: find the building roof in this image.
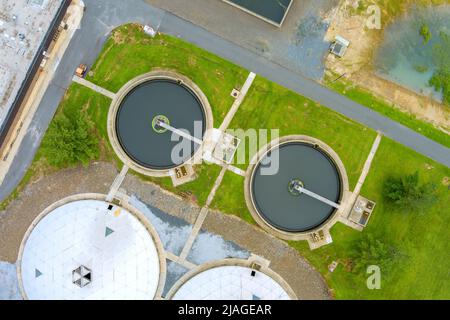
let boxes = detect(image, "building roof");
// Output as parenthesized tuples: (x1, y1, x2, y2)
(172, 266, 291, 300)
(19, 200, 161, 300)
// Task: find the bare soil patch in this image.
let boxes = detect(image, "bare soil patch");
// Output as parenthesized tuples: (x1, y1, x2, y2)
(325, 0, 450, 130)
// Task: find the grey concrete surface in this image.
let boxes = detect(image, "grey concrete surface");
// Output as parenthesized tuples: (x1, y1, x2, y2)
(0, 0, 165, 201)
(148, 0, 337, 80)
(1, 0, 449, 202)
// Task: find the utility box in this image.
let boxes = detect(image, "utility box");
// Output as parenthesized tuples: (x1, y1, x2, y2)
(75, 64, 87, 78)
(329, 36, 350, 58)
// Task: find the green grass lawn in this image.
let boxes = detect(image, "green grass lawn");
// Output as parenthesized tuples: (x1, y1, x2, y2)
(325, 73, 450, 148)
(210, 172, 254, 224)
(80, 23, 251, 205)
(3, 23, 450, 300)
(136, 163, 222, 207)
(211, 76, 377, 222)
(291, 138, 450, 299)
(51, 82, 116, 162)
(228, 77, 377, 189)
(0, 83, 113, 210)
(86, 24, 248, 127)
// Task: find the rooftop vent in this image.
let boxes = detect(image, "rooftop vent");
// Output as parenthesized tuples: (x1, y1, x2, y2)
(72, 266, 92, 288)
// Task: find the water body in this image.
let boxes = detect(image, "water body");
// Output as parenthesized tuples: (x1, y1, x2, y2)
(375, 5, 450, 101)
(251, 142, 342, 233)
(0, 262, 22, 300)
(116, 79, 206, 170)
(163, 260, 189, 297)
(0, 197, 250, 300)
(130, 196, 249, 261)
(129, 196, 250, 292)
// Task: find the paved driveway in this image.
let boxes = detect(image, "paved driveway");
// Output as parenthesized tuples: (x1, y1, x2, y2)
(1, 0, 449, 202)
(148, 0, 338, 80)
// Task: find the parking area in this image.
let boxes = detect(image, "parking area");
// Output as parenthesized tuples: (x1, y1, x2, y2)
(148, 0, 339, 80)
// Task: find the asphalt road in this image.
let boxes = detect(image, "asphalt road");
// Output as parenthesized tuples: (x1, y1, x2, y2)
(0, 0, 449, 202)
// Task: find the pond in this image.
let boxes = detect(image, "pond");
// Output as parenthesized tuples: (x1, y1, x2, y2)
(375, 5, 450, 102)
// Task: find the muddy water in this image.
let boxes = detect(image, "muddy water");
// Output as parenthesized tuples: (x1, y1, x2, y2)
(375, 5, 450, 101)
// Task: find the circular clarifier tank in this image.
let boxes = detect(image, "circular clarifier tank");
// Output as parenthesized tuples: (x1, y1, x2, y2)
(109, 71, 213, 175)
(18, 198, 165, 300)
(168, 260, 296, 300)
(246, 136, 349, 237)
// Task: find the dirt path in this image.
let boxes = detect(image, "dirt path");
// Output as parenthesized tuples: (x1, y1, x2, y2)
(0, 162, 331, 300)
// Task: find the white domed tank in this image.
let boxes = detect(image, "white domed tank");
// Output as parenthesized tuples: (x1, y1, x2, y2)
(18, 199, 165, 300)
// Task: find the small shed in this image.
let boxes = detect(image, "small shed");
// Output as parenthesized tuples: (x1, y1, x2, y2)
(143, 25, 157, 37)
(329, 36, 350, 58)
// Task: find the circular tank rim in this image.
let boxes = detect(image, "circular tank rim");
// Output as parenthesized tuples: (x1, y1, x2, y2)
(115, 78, 207, 170)
(251, 141, 343, 233)
(16, 193, 167, 300)
(108, 70, 213, 177)
(166, 258, 297, 300)
(244, 135, 350, 241)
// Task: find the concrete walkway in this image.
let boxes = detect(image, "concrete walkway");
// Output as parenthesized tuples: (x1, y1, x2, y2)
(179, 165, 228, 261)
(353, 133, 383, 197)
(72, 76, 116, 100)
(228, 165, 246, 176)
(0, 162, 331, 299)
(106, 164, 129, 202)
(219, 72, 256, 132)
(205, 155, 246, 177)
(340, 133, 383, 229)
(1, 0, 449, 204)
(157, 13, 450, 167)
(178, 207, 209, 261)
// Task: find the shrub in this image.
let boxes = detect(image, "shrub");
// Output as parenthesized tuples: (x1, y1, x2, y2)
(419, 24, 432, 44)
(41, 113, 99, 168)
(429, 69, 450, 105)
(430, 31, 450, 105)
(351, 233, 401, 275)
(383, 171, 437, 211)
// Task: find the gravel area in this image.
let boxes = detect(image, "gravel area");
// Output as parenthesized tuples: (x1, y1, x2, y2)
(123, 170, 331, 300)
(203, 211, 331, 300)
(122, 175, 201, 225)
(0, 162, 331, 299)
(0, 162, 117, 262)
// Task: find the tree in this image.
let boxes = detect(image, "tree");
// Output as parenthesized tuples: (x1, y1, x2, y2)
(351, 234, 400, 275)
(429, 68, 450, 105)
(41, 113, 99, 168)
(430, 31, 450, 106)
(419, 23, 432, 44)
(383, 171, 437, 211)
